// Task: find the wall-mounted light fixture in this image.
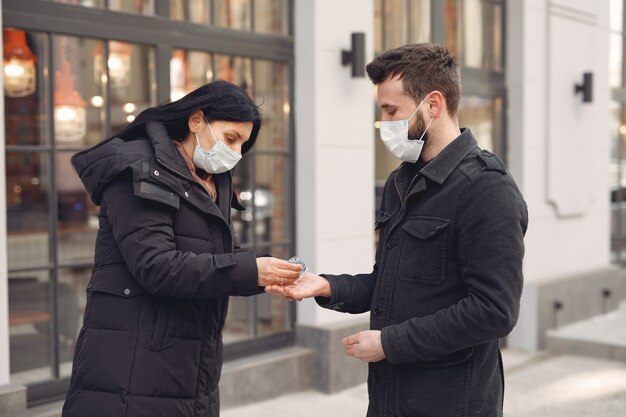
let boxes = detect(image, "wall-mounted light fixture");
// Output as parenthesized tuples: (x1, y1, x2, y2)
(341, 32, 365, 78)
(574, 72, 593, 103)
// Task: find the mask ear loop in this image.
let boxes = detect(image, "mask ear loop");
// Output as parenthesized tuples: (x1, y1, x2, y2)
(408, 94, 430, 122)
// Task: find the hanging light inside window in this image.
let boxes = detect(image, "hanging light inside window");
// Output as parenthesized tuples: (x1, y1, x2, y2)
(55, 60, 87, 143)
(3, 28, 37, 97)
(93, 41, 132, 89)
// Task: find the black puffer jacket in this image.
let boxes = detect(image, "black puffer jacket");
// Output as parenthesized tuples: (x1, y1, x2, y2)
(62, 121, 260, 417)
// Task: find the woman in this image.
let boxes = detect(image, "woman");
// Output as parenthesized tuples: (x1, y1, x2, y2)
(62, 80, 302, 417)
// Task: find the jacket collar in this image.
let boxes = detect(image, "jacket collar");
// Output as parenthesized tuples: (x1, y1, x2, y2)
(419, 128, 477, 184)
(145, 120, 195, 181)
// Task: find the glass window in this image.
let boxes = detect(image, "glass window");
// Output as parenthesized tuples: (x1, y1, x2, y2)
(53, 0, 154, 15)
(58, 266, 95, 378)
(4, 0, 294, 401)
(53, 36, 106, 149)
(3, 29, 49, 146)
(170, 0, 211, 24)
(9, 270, 53, 385)
(6, 151, 51, 270)
(610, 0, 626, 265)
(214, 0, 252, 31)
(445, 0, 503, 71)
(375, 0, 431, 53)
(53, 0, 106, 8)
(107, 42, 156, 133)
(458, 95, 503, 154)
(108, 0, 154, 15)
(170, 49, 214, 101)
(253, 0, 290, 36)
(253, 59, 290, 151)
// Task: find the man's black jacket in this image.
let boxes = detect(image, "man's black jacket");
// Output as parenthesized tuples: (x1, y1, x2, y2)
(318, 128, 528, 417)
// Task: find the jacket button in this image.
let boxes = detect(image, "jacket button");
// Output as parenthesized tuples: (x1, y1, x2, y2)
(184, 192, 189, 197)
(481, 150, 492, 157)
(374, 374, 382, 383)
(373, 306, 383, 317)
(386, 240, 396, 249)
(154, 170, 160, 176)
(123, 288, 131, 296)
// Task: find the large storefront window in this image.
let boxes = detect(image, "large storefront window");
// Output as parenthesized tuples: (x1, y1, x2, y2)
(373, 0, 506, 200)
(3, 0, 293, 404)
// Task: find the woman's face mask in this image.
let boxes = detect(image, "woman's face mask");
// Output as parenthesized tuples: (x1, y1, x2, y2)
(192, 120, 242, 174)
(377, 94, 433, 163)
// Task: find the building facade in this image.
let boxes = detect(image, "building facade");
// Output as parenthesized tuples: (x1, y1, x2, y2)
(0, 0, 624, 413)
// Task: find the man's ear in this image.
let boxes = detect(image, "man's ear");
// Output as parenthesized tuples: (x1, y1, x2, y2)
(427, 91, 446, 118)
(188, 110, 205, 133)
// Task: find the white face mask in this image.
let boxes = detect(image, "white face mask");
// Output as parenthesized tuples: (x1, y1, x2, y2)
(377, 95, 433, 163)
(192, 121, 242, 174)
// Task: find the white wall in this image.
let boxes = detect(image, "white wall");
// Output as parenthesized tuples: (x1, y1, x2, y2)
(507, 0, 611, 349)
(294, 0, 375, 326)
(0, 0, 11, 384)
(510, 0, 610, 283)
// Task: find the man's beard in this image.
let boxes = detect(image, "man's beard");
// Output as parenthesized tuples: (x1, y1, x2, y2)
(408, 111, 429, 143)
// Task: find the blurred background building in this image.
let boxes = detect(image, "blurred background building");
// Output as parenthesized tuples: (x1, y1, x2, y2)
(0, 0, 624, 415)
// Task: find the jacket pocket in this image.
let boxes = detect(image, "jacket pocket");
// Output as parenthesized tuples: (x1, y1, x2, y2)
(148, 301, 170, 352)
(398, 217, 449, 285)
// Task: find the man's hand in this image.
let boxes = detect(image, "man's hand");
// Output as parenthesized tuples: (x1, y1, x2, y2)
(265, 272, 331, 301)
(256, 257, 302, 287)
(342, 330, 385, 363)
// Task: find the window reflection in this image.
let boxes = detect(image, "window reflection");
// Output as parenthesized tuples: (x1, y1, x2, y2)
(108, 42, 155, 134)
(170, 0, 211, 24)
(170, 49, 214, 102)
(375, 0, 431, 52)
(214, 0, 252, 31)
(53, 0, 153, 14)
(108, 0, 154, 15)
(445, 0, 503, 71)
(53, 0, 106, 8)
(9, 270, 53, 385)
(53, 36, 105, 148)
(253, 0, 290, 36)
(59, 266, 92, 378)
(4, 30, 49, 146)
(459, 95, 502, 154)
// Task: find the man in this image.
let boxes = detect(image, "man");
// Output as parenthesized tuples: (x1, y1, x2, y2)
(268, 43, 528, 417)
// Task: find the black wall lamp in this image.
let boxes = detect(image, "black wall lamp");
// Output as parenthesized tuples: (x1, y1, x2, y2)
(574, 72, 593, 103)
(341, 32, 366, 78)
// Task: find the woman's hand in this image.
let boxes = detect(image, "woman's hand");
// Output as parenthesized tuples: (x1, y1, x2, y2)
(256, 257, 303, 287)
(265, 272, 331, 301)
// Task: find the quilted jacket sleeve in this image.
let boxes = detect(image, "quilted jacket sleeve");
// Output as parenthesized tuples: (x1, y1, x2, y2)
(103, 174, 260, 299)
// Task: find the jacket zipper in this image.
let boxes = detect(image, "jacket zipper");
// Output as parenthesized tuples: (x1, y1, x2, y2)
(394, 173, 420, 206)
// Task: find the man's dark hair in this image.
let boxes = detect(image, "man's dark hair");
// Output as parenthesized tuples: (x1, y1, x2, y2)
(366, 43, 461, 118)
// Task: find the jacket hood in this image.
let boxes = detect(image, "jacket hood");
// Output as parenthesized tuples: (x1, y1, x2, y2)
(71, 136, 150, 205)
(72, 121, 191, 205)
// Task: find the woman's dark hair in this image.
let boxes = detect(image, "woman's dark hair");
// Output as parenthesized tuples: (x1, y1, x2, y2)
(116, 80, 261, 154)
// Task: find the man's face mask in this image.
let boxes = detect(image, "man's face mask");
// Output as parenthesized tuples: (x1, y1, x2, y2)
(192, 120, 242, 174)
(377, 94, 433, 163)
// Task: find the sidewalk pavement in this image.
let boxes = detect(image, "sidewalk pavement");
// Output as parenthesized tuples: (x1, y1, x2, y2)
(222, 349, 626, 417)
